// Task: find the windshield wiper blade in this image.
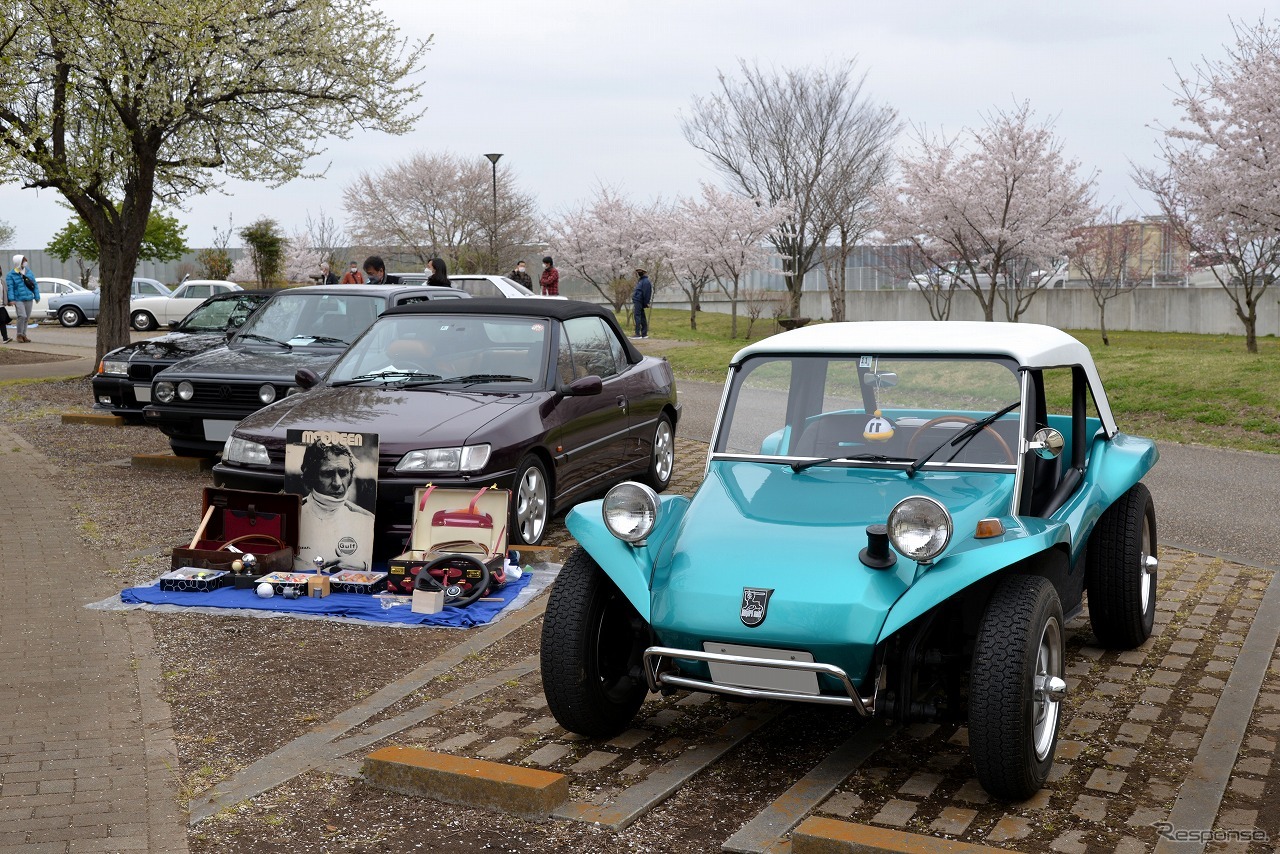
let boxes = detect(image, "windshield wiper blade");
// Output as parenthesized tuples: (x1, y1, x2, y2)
(452, 373, 532, 385)
(905, 400, 1021, 477)
(791, 452, 915, 473)
(302, 335, 349, 345)
(331, 371, 442, 387)
(238, 333, 291, 350)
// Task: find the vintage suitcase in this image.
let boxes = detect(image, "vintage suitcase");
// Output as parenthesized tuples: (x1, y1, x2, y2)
(170, 488, 300, 573)
(388, 485, 509, 597)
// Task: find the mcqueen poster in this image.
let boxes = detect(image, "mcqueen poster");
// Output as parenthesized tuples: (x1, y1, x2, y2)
(283, 429, 378, 571)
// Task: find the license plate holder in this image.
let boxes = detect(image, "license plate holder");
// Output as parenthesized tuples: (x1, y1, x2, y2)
(202, 419, 238, 442)
(702, 642, 819, 695)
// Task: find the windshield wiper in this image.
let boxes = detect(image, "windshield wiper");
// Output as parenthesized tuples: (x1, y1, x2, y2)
(331, 371, 442, 387)
(791, 452, 915, 473)
(238, 333, 292, 350)
(905, 400, 1021, 478)
(451, 373, 532, 385)
(300, 335, 349, 345)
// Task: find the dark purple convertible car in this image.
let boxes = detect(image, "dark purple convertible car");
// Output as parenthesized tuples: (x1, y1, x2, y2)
(212, 299, 680, 546)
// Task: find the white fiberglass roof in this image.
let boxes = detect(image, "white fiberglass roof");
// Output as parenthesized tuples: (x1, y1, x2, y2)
(731, 321, 1117, 435)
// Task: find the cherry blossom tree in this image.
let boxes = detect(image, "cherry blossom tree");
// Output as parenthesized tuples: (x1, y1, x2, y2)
(546, 186, 664, 311)
(1133, 18, 1280, 353)
(655, 198, 716, 329)
(683, 59, 898, 319)
(344, 151, 538, 272)
(282, 231, 327, 284)
(1072, 209, 1143, 346)
(878, 102, 1097, 322)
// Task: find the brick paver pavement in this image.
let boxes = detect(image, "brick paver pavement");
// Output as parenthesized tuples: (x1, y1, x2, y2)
(0, 424, 186, 853)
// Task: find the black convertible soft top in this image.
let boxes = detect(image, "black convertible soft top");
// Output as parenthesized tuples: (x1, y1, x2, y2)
(382, 298, 643, 364)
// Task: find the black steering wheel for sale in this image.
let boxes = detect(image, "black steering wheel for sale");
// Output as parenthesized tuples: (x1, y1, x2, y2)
(417, 553, 491, 608)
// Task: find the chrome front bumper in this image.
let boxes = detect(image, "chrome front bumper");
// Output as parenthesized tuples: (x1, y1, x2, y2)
(642, 645, 875, 716)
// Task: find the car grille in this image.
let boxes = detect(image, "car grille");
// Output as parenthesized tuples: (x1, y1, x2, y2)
(127, 363, 163, 382)
(189, 382, 267, 406)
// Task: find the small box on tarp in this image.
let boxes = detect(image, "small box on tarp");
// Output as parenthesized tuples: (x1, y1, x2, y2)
(171, 488, 300, 573)
(159, 567, 231, 593)
(388, 485, 509, 596)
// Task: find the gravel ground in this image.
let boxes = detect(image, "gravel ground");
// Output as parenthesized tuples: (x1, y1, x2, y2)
(3, 375, 1269, 853)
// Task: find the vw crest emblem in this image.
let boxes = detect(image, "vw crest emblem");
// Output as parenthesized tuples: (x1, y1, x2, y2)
(740, 587, 774, 628)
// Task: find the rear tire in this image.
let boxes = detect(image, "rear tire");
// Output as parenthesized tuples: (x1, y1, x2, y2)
(541, 546, 649, 737)
(969, 574, 1065, 800)
(1086, 482, 1157, 649)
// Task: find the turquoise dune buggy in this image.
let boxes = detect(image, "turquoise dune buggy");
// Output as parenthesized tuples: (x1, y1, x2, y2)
(541, 321, 1158, 799)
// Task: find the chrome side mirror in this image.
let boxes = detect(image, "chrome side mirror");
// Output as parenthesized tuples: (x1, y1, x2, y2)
(1028, 427, 1064, 460)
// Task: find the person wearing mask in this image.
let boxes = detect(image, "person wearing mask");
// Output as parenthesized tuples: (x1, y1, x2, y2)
(340, 261, 364, 284)
(362, 255, 401, 285)
(319, 262, 339, 284)
(5, 255, 39, 343)
(509, 260, 533, 290)
(540, 256, 559, 296)
(426, 257, 451, 288)
(632, 267, 652, 339)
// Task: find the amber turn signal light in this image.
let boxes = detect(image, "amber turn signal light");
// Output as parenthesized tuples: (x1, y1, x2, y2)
(975, 518, 1005, 539)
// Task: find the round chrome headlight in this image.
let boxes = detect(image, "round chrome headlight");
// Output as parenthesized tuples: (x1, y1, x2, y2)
(602, 482, 660, 544)
(258, 384, 277, 404)
(154, 381, 175, 403)
(177, 381, 195, 401)
(887, 496, 953, 563)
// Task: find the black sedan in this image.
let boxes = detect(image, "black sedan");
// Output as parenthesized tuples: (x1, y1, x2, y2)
(143, 283, 468, 456)
(92, 289, 280, 417)
(212, 299, 679, 546)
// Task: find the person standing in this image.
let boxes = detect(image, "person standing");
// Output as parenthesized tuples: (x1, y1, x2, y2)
(362, 255, 401, 285)
(426, 257, 451, 288)
(509, 260, 533, 290)
(632, 267, 652, 339)
(319, 262, 339, 284)
(340, 261, 364, 284)
(5, 255, 39, 343)
(539, 256, 559, 296)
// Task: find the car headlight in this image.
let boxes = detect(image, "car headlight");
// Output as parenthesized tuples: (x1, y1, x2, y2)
(394, 444, 491, 473)
(602, 481, 660, 544)
(259, 384, 277, 404)
(222, 435, 270, 465)
(887, 496, 953, 563)
(99, 359, 128, 376)
(154, 381, 175, 403)
(177, 381, 195, 401)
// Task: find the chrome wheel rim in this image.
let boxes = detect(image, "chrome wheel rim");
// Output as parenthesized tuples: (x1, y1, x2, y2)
(60, 309, 79, 326)
(516, 465, 548, 543)
(1140, 520, 1156, 614)
(1031, 616, 1065, 761)
(652, 420, 673, 484)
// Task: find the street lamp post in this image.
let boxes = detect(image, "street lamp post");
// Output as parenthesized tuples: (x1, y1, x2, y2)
(484, 153, 502, 271)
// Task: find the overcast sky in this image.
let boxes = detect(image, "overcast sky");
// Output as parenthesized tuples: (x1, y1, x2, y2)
(2, 0, 1270, 251)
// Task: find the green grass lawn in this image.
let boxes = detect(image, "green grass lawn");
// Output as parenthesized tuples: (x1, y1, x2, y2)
(624, 309, 1280, 454)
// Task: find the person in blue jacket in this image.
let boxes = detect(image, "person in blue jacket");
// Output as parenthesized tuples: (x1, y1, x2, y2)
(5, 254, 39, 343)
(632, 267, 652, 339)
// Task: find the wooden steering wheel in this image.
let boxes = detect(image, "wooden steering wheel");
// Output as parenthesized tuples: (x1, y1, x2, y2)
(904, 415, 1015, 464)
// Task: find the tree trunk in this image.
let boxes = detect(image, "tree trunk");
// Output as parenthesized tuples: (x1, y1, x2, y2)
(729, 277, 739, 338)
(785, 272, 803, 318)
(1100, 304, 1109, 347)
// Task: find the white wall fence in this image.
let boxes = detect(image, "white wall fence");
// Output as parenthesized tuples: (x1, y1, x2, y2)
(650, 286, 1280, 337)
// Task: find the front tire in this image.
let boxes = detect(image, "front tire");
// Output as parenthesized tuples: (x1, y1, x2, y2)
(130, 310, 158, 331)
(1086, 482, 1157, 649)
(541, 546, 649, 737)
(510, 455, 549, 545)
(969, 574, 1065, 800)
(640, 413, 675, 492)
(58, 307, 85, 328)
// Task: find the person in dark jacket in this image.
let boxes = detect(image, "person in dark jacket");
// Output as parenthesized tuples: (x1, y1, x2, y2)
(509, 260, 533, 290)
(632, 267, 652, 339)
(540, 256, 559, 296)
(426, 257, 451, 288)
(319, 262, 339, 284)
(363, 255, 401, 285)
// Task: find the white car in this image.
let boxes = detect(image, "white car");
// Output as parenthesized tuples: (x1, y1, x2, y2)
(31, 277, 88, 322)
(394, 273, 566, 299)
(128, 279, 242, 330)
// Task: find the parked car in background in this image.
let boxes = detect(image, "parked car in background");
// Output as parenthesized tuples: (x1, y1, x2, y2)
(31, 278, 87, 322)
(143, 284, 468, 457)
(46, 278, 172, 327)
(394, 272, 565, 299)
(127, 279, 242, 330)
(92, 289, 280, 417)
(214, 299, 679, 547)
(540, 321, 1158, 800)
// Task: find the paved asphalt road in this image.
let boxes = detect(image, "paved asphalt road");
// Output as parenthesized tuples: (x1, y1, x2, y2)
(675, 378, 1280, 568)
(8, 324, 1278, 567)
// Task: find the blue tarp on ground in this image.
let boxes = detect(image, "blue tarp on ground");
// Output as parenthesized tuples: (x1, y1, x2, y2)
(120, 573, 531, 627)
